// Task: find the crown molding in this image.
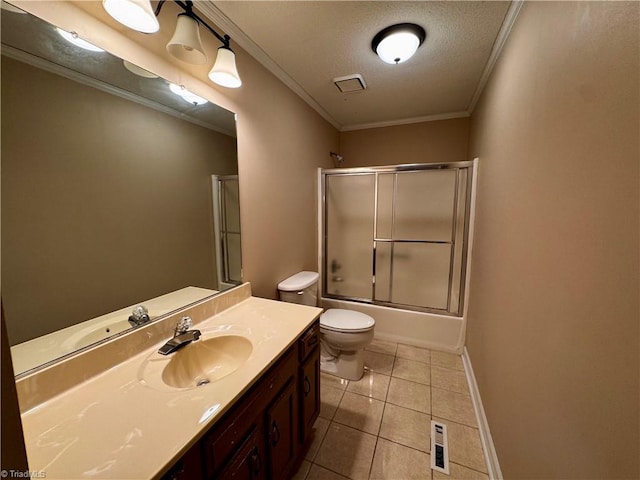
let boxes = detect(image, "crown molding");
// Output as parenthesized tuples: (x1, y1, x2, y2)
(2, 45, 237, 137)
(468, 0, 524, 113)
(197, 2, 341, 130)
(340, 111, 470, 132)
(198, 1, 522, 132)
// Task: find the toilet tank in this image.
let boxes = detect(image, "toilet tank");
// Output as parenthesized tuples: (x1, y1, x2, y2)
(278, 271, 319, 306)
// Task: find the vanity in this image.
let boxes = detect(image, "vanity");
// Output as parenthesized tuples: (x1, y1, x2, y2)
(16, 284, 322, 479)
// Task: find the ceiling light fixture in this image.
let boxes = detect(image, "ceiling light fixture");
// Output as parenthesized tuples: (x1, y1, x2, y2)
(56, 28, 105, 52)
(103, 0, 242, 88)
(169, 83, 209, 106)
(371, 23, 426, 65)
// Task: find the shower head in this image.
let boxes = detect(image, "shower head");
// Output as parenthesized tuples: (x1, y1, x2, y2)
(329, 151, 344, 166)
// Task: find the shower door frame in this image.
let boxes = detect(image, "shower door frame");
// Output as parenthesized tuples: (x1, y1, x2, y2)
(319, 161, 475, 317)
(211, 174, 242, 290)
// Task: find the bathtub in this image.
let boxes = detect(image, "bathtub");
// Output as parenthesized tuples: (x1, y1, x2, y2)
(320, 297, 465, 354)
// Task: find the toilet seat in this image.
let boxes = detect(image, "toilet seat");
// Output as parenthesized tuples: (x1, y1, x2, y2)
(320, 309, 375, 334)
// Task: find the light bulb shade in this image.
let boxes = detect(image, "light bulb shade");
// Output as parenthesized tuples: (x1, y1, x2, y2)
(169, 83, 208, 106)
(57, 28, 105, 52)
(208, 46, 242, 88)
(102, 0, 159, 34)
(123, 60, 158, 78)
(166, 14, 207, 65)
(371, 23, 426, 64)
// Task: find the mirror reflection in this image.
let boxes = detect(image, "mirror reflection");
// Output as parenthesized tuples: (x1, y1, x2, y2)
(1, 5, 241, 376)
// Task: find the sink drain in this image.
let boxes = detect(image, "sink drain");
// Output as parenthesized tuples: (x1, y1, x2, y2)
(196, 378, 211, 387)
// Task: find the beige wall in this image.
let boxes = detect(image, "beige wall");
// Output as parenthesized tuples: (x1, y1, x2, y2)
(231, 50, 337, 298)
(338, 117, 469, 167)
(466, 2, 639, 478)
(2, 56, 237, 343)
(14, 1, 339, 301)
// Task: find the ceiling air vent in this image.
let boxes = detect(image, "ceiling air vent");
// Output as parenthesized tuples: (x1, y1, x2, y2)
(333, 74, 367, 93)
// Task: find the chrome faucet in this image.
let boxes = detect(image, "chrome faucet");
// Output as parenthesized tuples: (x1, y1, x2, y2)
(128, 305, 151, 327)
(158, 316, 201, 355)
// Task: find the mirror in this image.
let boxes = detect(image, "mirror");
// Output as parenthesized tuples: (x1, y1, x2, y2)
(1, 5, 242, 376)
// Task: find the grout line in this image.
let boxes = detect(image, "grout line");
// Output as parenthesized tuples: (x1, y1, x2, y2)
(368, 437, 379, 479)
(430, 355, 433, 423)
(305, 350, 486, 480)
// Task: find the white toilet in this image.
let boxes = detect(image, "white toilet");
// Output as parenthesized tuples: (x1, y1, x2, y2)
(278, 271, 375, 381)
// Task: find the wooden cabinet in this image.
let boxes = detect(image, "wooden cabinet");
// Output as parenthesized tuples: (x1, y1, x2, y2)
(218, 427, 266, 480)
(159, 442, 202, 480)
(266, 379, 297, 478)
(298, 322, 320, 443)
(299, 346, 320, 442)
(159, 320, 320, 480)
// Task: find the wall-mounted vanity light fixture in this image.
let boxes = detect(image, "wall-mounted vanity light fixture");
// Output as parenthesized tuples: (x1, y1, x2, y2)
(57, 28, 105, 52)
(169, 83, 209, 105)
(371, 23, 426, 65)
(103, 0, 242, 88)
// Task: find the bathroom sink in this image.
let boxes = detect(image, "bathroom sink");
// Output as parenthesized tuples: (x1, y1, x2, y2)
(74, 319, 132, 347)
(139, 331, 253, 390)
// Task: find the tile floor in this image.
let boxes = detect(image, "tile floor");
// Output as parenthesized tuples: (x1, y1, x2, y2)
(292, 339, 489, 480)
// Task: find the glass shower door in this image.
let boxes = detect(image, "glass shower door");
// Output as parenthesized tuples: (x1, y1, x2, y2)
(324, 174, 375, 300)
(212, 175, 242, 288)
(322, 162, 473, 316)
(374, 169, 457, 310)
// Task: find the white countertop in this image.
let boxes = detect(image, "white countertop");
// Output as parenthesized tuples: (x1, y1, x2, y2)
(20, 296, 322, 479)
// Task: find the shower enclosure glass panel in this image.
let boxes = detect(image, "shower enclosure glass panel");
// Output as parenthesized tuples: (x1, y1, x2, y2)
(325, 174, 375, 299)
(393, 170, 456, 241)
(322, 162, 473, 316)
(390, 243, 451, 309)
(213, 175, 242, 286)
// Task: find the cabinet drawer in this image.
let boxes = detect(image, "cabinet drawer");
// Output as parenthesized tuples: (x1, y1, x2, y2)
(217, 426, 266, 480)
(203, 346, 297, 478)
(298, 322, 319, 361)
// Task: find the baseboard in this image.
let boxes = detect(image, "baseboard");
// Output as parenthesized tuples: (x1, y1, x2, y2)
(462, 347, 502, 479)
(371, 332, 461, 355)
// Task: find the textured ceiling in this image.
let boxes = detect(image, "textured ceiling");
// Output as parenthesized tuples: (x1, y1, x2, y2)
(211, 1, 512, 130)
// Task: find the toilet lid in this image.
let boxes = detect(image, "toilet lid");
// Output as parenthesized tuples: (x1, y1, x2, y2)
(320, 309, 375, 333)
(277, 271, 319, 291)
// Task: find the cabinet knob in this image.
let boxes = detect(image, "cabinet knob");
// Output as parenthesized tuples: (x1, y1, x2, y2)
(270, 421, 281, 446)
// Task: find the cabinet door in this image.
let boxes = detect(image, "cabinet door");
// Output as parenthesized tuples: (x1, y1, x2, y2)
(300, 346, 320, 443)
(266, 378, 297, 479)
(218, 427, 266, 480)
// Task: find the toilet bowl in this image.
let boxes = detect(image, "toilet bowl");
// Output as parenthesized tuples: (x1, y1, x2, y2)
(319, 309, 374, 380)
(277, 271, 375, 381)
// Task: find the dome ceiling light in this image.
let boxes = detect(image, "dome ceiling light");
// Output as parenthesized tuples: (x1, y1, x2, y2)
(103, 0, 242, 88)
(371, 23, 426, 65)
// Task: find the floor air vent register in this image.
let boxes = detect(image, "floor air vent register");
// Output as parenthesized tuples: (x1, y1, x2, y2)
(431, 420, 450, 475)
